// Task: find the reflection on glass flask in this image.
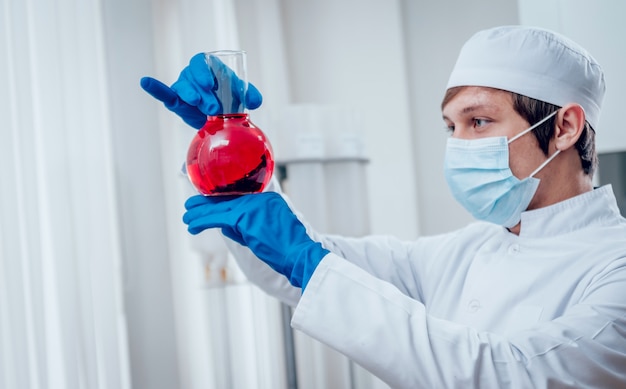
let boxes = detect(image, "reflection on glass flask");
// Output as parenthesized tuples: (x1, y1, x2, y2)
(185, 50, 274, 195)
(186, 114, 274, 195)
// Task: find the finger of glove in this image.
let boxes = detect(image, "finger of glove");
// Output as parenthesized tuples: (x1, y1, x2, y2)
(185, 194, 212, 210)
(183, 197, 242, 227)
(188, 219, 226, 235)
(172, 54, 215, 103)
(140, 77, 178, 105)
(174, 68, 222, 116)
(172, 74, 222, 116)
(183, 196, 246, 242)
(184, 193, 275, 228)
(177, 108, 208, 129)
(198, 94, 222, 116)
(161, 96, 208, 129)
(205, 54, 262, 113)
(186, 211, 240, 235)
(206, 55, 238, 113)
(188, 53, 215, 90)
(245, 83, 263, 110)
(184, 194, 241, 211)
(140, 77, 208, 129)
(193, 53, 237, 116)
(208, 56, 261, 111)
(171, 69, 203, 105)
(220, 226, 246, 246)
(229, 78, 245, 113)
(206, 54, 236, 81)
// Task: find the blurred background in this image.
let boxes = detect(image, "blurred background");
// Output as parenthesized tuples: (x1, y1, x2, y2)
(2, 0, 625, 388)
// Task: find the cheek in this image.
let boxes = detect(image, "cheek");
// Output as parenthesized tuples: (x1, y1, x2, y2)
(508, 139, 544, 178)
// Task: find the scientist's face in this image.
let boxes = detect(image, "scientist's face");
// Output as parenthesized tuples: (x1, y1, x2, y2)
(441, 86, 552, 183)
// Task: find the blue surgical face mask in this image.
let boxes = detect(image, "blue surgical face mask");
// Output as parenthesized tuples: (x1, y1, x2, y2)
(444, 111, 560, 228)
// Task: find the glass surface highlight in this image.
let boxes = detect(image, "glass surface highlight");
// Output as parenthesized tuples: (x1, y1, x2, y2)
(185, 50, 274, 195)
(186, 113, 274, 195)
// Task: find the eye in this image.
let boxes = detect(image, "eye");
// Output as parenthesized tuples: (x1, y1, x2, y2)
(443, 119, 455, 134)
(473, 118, 490, 128)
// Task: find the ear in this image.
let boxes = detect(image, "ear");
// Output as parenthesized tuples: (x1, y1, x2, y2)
(553, 103, 586, 151)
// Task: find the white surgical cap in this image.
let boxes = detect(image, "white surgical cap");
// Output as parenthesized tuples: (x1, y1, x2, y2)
(446, 25, 606, 130)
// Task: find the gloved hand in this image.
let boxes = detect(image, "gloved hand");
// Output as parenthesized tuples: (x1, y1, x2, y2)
(183, 192, 330, 290)
(140, 52, 263, 129)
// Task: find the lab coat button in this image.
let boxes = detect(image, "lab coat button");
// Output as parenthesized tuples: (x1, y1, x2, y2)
(468, 299, 481, 312)
(508, 244, 520, 255)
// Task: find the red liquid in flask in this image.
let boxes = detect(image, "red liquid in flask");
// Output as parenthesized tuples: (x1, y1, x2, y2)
(186, 114, 274, 196)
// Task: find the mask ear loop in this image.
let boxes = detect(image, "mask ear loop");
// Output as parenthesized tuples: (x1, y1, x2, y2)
(508, 110, 559, 144)
(507, 110, 561, 178)
(529, 149, 561, 178)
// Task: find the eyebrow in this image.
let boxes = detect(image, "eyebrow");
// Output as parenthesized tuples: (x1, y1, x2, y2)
(442, 103, 501, 121)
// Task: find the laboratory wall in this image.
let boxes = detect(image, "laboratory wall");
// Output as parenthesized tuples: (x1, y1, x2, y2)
(401, 1, 519, 234)
(236, 0, 519, 238)
(518, 0, 626, 154)
(4, 0, 626, 389)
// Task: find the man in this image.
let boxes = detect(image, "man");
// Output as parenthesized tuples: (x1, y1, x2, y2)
(142, 26, 626, 388)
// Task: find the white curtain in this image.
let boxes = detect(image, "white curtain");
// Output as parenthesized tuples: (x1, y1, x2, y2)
(146, 0, 292, 387)
(0, 0, 401, 387)
(1, 0, 289, 387)
(0, 0, 130, 388)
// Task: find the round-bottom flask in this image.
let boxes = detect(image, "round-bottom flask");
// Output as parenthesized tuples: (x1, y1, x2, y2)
(186, 113, 274, 195)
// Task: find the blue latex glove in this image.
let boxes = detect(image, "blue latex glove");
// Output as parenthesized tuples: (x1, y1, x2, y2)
(183, 192, 329, 290)
(140, 52, 263, 129)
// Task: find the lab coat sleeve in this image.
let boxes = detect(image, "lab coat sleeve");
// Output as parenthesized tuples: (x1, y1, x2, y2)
(291, 254, 626, 389)
(220, 173, 445, 306)
(312, 234, 431, 301)
(223, 237, 301, 307)
(220, 176, 433, 307)
(218, 176, 302, 307)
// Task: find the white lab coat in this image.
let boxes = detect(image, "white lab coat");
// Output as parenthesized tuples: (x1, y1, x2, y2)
(224, 184, 626, 388)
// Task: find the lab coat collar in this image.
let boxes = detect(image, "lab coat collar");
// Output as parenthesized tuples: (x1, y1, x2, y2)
(518, 185, 622, 238)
